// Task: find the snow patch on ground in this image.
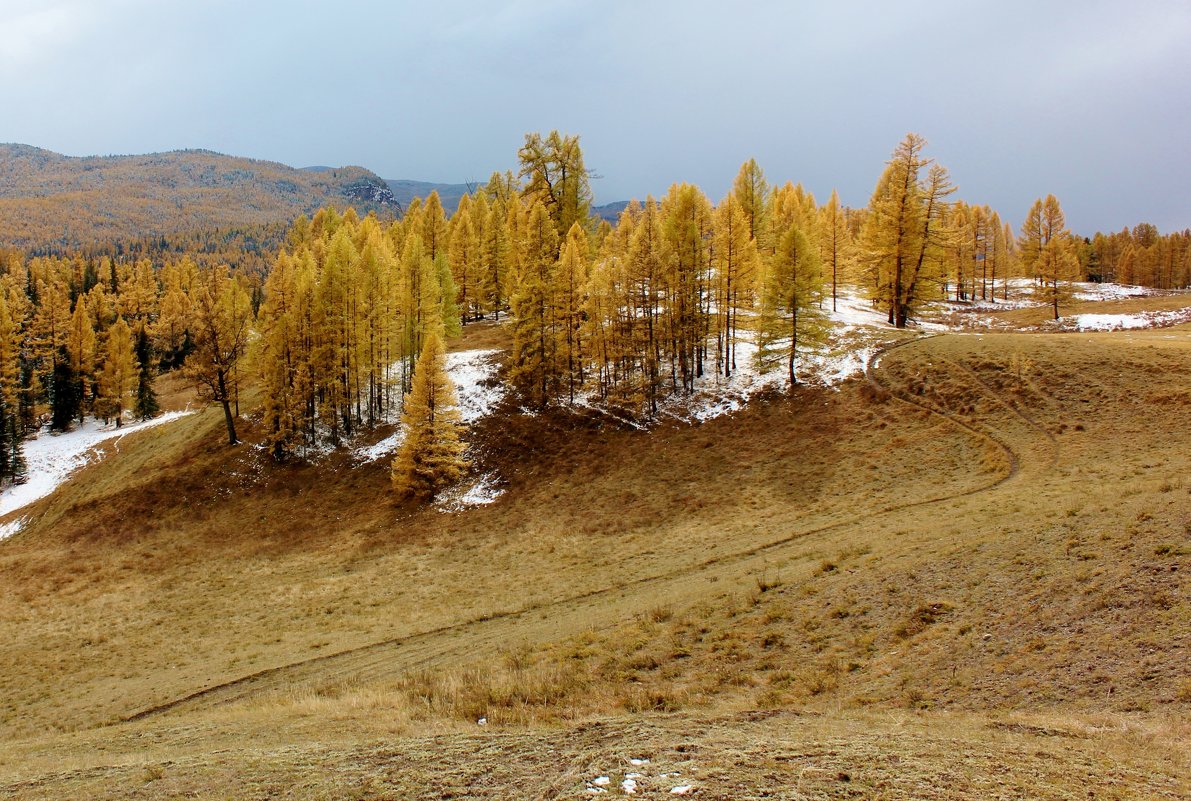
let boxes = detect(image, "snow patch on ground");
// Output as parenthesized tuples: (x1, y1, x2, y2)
(1067, 308, 1191, 331)
(809, 344, 874, 386)
(434, 472, 504, 512)
(583, 760, 691, 797)
(654, 339, 783, 424)
(827, 291, 887, 328)
(1073, 283, 1165, 302)
(0, 411, 194, 519)
(961, 297, 1043, 311)
(641, 315, 884, 425)
(446, 349, 506, 423)
(0, 517, 26, 542)
(352, 429, 407, 464)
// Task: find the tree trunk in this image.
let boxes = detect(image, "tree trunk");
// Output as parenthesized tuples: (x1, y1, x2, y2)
(216, 369, 238, 445)
(221, 399, 238, 445)
(789, 302, 798, 387)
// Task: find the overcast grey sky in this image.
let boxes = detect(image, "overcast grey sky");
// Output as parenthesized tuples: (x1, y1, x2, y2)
(2, 0, 1189, 233)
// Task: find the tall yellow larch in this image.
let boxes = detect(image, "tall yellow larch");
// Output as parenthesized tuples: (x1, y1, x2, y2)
(712, 193, 759, 376)
(96, 315, 137, 426)
(554, 223, 589, 403)
(390, 332, 468, 500)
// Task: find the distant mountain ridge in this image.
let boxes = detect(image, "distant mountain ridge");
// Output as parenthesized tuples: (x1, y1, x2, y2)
(0, 144, 396, 251)
(592, 200, 630, 223)
(383, 179, 474, 213)
(0, 143, 634, 251)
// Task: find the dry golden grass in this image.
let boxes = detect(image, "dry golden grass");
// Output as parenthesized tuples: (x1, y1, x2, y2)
(0, 311, 1189, 798)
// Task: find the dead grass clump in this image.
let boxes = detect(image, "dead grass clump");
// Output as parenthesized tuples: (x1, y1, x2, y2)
(895, 601, 955, 639)
(396, 659, 593, 725)
(620, 685, 687, 713)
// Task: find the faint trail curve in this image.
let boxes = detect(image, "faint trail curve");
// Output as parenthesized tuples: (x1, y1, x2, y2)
(863, 335, 1025, 482)
(122, 334, 1042, 724)
(938, 356, 1060, 469)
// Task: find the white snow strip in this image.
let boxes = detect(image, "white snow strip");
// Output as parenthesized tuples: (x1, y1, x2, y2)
(670, 785, 693, 795)
(592, 776, 611, 787)
(960, 298, 1043, 311)
(1073, 283, 1164, 301)
(0, 517, 25, 542)
(629, 758, 650, 766)
(622, 778, 638, 794)
(808, 346, 873, 387)
(1069, 308, 1191, 331)
(352, 429, 406, 464)
(827, 291, 889, 328)
(0, 411, 194, 518)
(434, 472, 504, 512)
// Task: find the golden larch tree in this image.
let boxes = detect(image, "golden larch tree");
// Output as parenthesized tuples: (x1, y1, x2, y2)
(96, 315, 137, 426)
(390, 332, 469, 500)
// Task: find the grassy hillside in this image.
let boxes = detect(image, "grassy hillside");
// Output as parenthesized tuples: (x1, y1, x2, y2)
(0, 144, 396, 251)
(0, 305, 1188, 798)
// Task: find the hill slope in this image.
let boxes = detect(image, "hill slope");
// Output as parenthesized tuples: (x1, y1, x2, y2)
(0, 144, 396, 250)
(0, 305, 1188, 798)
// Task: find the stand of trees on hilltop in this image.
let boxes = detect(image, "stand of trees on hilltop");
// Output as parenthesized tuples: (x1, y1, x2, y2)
(3, 131, 1188, 494)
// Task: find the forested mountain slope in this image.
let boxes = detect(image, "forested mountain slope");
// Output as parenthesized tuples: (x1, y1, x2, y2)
(0, 144, 396, 251)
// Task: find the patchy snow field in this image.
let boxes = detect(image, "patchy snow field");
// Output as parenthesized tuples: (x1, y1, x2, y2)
(446, 349, 506, 423)
(583, 757, 694, 796)
(1073, 283, 1167, 302)
(351, 349, 509, 510)
(647, 280, 1187, 425)
(0, 411, 194, 521)
(0, 517, 25, 543)
(1067, 308, 1191, 331)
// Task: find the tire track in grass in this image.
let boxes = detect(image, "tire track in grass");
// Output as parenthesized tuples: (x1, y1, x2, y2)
(123, 334, 1046, 724)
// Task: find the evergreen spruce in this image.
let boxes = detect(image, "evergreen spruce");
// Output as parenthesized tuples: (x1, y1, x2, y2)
(50, 349, 81, 431)
(134, 326, 160, 420)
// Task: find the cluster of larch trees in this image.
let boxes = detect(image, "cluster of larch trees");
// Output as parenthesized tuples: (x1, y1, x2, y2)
(255, 130, 1092, 485)
(0, 252, 253, 484)
(1084, 224, 1191, 289)
(8, 130, 1182, 497)
(255, 206, 461, 459)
